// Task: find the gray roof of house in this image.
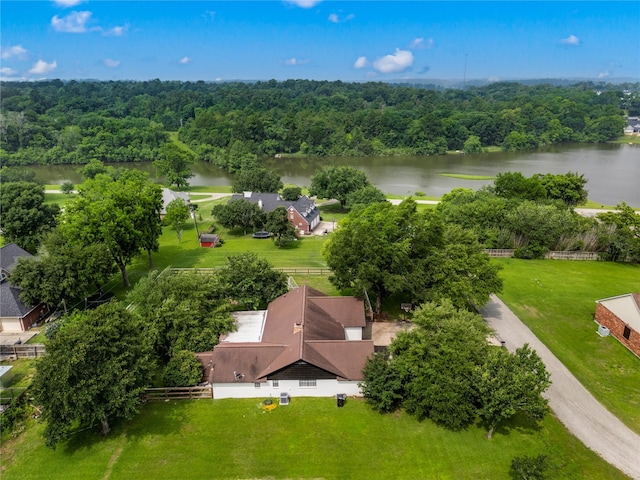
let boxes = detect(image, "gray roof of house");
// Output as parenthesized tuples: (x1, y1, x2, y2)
(161, 188, 190, 215)
(0, 243, 38, 318)
(0, 243, 32, 274)
(0, 281, 35, 318)
(230, 192, 320, 225)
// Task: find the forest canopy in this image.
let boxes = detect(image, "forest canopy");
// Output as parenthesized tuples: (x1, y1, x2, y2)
(0, 79, 635, 166)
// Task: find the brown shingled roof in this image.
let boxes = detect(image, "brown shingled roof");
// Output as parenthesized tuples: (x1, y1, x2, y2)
(203, 286, 373, 383)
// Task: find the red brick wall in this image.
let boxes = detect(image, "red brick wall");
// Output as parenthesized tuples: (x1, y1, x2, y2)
(288, 208, 310, 234)
(595, 303, 640, 357)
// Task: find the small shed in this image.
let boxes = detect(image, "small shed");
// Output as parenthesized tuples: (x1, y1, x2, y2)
(199, 234, 220, 248)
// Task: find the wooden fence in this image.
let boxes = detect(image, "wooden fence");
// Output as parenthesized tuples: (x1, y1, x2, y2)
(483, 250, 600, 260)
(0, 344, 46, 359)
(169, 267, 331, 275)
(143, 386, 213, 401)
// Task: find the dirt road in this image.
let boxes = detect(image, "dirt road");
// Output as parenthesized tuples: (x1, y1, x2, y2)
(481, 295, 640, 479)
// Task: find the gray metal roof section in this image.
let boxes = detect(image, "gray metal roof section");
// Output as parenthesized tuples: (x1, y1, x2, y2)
(222, 310, 267, 343)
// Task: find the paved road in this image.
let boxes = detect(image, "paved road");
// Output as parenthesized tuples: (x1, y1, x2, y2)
(481, 295, 640, 480)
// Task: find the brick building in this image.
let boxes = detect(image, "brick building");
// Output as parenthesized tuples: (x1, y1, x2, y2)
(595, 293, 640, 358)
(230, 192, 320, 235)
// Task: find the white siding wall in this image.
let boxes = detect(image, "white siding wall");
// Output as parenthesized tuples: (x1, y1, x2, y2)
(344, 327, 362, 341)
(212, 379, 362, 399)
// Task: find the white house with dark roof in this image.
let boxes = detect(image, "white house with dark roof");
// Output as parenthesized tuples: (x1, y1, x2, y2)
(230, 192, 320, 234)
(196, 286, 374, 399)
(0, 243, 48, 332)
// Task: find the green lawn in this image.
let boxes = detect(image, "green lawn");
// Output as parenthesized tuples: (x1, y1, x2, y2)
(0, 398, 627, 480)
(439, 173, 496, 180)
(496, 259, 640, 433)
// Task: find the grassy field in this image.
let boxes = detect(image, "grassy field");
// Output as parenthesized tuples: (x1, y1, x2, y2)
(496, 259, 640, 434)
(611, 135, 640, 144)
(438, 173, 496, 180)
(0, 398, 628, 480)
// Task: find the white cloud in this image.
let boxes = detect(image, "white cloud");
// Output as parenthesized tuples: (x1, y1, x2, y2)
(104, 25, 128, 36)
(284, 57, 309, 66)
(560, 34, 580, 46)
(0, 67, 17, 76)
(353, 56, 368, 69)
(373, 48, 414, 73)
(1, 44, 29, 60)
(179, 56, 191, 65)
(328, 12, 354, 23)
(410, 37, 434, 49)
(51, 11, 92, 33)
(53, 0, 85, 7)
(286, 1, 321, 8)
(103, 58, 120, 68)
(598, 71, 610, 79)
(28, 60, 57, 75)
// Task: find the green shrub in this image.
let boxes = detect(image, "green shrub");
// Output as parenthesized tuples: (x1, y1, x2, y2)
(510, 454, 549, 480)
(514, 245, 548, 259)
(0, 390, 33, 440)
(163, 350, 204, 387)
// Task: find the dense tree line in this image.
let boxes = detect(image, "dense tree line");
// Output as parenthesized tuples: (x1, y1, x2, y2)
(1, 79, 634, 166)
(435, 171, 640, 260)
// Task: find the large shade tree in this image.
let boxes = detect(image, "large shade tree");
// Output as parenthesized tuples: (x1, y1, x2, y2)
(476, 344, 551, 439)
(212, 199, 266, 234)
(361, 301, 551, 436)
(0, 181, 59, 253)
(154, 143, 195, 189)
(309, 165, 370, 208)
(126, 271, 234, 361)
(217, 253, 288, 310)
(322, 200, 501, 313)
(32, 301, 154, 448)
(10, 230, 115, 313)
(61, 171, 162, 286)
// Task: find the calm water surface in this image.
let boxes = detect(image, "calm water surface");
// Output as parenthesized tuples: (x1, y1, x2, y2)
(34, 143, 639, 206)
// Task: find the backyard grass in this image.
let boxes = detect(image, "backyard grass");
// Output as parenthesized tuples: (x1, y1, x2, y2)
(0, 398, 628, 480)
(44, 193, 75, 206)
(496, 259, 640, 434)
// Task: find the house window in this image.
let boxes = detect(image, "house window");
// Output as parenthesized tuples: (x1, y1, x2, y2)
(272, 380, 279, 388)
(254, 382, 261, 388)
(299, 379, 316, 388)
(623, 326, 631, 340)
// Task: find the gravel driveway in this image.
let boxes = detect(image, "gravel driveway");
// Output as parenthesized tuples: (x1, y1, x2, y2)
(481, 295, 640, 479)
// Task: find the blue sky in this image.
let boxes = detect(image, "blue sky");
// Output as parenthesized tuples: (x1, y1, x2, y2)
(1, 1, 638, 82)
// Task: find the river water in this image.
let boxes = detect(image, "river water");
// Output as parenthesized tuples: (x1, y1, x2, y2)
(33, 143, 639, 206)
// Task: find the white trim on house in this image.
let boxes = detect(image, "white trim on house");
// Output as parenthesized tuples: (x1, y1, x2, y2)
(212, 379, 362, 399)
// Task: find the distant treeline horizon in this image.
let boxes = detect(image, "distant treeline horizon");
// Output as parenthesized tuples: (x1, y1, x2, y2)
(1, 79, 638, 167)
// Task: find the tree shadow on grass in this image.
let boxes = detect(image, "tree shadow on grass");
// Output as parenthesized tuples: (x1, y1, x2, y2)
(60, 401, 190, 456)
(476, 411, 544, 439)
